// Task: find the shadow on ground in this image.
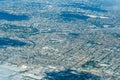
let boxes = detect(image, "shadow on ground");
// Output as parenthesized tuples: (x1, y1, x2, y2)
(44, 69, 101, 80)
(0, 38, 28, 47)
(0, 11, 29, 21)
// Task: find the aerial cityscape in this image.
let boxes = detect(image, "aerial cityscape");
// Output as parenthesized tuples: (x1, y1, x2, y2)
(0, 0, 120, 80)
